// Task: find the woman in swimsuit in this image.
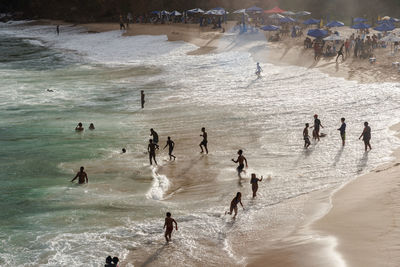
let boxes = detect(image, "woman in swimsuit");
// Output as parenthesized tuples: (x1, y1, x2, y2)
(226, 192, 244, 218)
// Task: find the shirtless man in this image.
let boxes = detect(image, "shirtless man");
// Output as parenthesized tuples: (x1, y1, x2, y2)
(163, 136, 176, 160)
(71, 166, 88, 184)
(148, 139, 159, 165)
(199, 127, 208, 154)
(303, 123, 311, 149)
(150, 128, 159, 144)
(75, 122, 84, 131)
(163, 212, 178, 243)
(250, 173, 263, 198)
(231, 150, 248, 178)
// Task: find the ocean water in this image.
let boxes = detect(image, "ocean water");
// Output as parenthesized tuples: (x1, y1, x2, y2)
(1, 22, 400, 266)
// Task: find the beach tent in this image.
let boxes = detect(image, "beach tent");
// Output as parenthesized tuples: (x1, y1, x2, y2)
(303, 18, 320, 25)
(233, 9, 246, 14)
(354, 17, 367, 23)
(307, 29, 328, 38)
(280, 17, 296, 23)
(351, 23, 371, 29)
(324, 34, 344, 41)
(265, 6, 285, 14)
(246, 6, 263, 12)
(205, 9, 226, 15)
(269, 14, 285, 19)
(296, 11, 311, 16)
(326, 21, 345, 27)
(187, 8, 204, 13)
(374, 23, 395, 32)
(261, 25, 280, 31)
(283, 11, 296, 16)
(170, 11, 182, 16)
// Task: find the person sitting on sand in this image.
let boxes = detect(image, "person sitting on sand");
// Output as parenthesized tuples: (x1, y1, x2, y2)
(226, 192, 244, 219)
(71, 166, 88, 184)
(163, 136, 176, 160)
(75, 122, 84, 131)
(250, 173, 263, 198)
(164, 212, 178, 243)
(148, 139, 159, 165)
(303, 123, 311, 149)
(89, 123, 95, 130)
(199, 127, 208, 154)
(359, 122, 372, 151)
(150, 128, 159, 144)
(232, 150, 248, 179)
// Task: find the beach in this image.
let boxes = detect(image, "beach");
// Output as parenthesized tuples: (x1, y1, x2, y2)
(1, 20, 400, 267)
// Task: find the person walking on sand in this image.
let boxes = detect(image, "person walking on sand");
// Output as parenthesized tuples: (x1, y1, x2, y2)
(255, 62, 262, 77)
(150, 128, 159, 144)
(311, 114, 324, 141)
(359, 122, 372, 151)
(163, 136, 176, 160)
(231, 150, 248, 179)
(199, 127, 208, 154)
(71, 166, 88, 184)
(338, 117, 346, 146)
(226, 192, 244, 219)
(250, 173, 263, 198)
(163, 212, 178, 243)
(148, 139, 159, 165)
(303, 123, 311, 149)
(336, 43, 345, 62)
(141, 90, 145, 108)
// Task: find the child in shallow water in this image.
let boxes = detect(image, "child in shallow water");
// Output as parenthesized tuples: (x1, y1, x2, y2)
(164, 212, 178, 243)
(250, 173, 263, 198)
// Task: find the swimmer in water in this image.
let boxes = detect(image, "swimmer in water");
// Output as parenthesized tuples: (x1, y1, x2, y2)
(46, 89, 54, 92)
(255, 62, 262, 77)
(163, 212, 178, 243)
(163, 136, 176, 160)
(75, 122, 84, 131)
(226, 192, 244, 219)
(199, 127, 208, 154)
(89, 123, 95, 130)
(232, 150, 248, 179)
(122, 148, 126, 153)
(71, 166, 88, 184)
(148, 139, 159, 165)
(250, 173, 263, 198)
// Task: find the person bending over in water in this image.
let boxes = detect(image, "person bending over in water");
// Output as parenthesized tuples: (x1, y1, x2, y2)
(163, 212, 178, 243)
(199, 127, 208, 154)
(163, 136, 176, 160)
(303, 123, 311, 149)
(255, 62, 262, 77)
(311, 114, 324, 141)
(71, 166, 88, 184)
(150, 128, 159, 144)
(148, 139, 159, 165)
(89, 123, 95, 130)
(359, 121, 372, 151)
(232, 150, 248, 178)
(226, 192, 244, 219)
(75, 122, 84, 131)
(337, 118, 346, 146)
(250, 173, 263, 198)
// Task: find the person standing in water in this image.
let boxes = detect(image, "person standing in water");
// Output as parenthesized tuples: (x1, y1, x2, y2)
(231, 150, 248, 179)
(337, 118, 346, 146)
(163, 212, 178, 243)
(199, 127, 208, 154)
(303, 123, 311, 149)
(311, 114, 324, 141)
(255, 62, 262, 77)
(150, 128, 159, 144)
(336, 43, 345, 62)
(250, 173, 263, 198)
(119, 15, 126, 30)
(359, 122, 372, 151)
(148, 139, 159, 165)
(89, 123, 95, 130)
(163, 136, 176, 160)
(141, 90, 145, 109)
(56, 25, 60, 35)
(226, 192, 244, 219)
(75, 122, 84, 131)
(71, 166, 88, 184)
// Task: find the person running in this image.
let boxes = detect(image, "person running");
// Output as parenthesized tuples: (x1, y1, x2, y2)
(56, 25, 60, 35)
(255, 62, 262, 77)
(150, 128, 159, 144)
(250, 173, 263, 198)
(163, 212, 178, 243)
(311, 114, 324, 141)
(163, 136, 176, 160)
(337, 118, 346, 146)
(359, 122, 372, 151)
(199, 127, 208, 154)
(89, 123, 95, 130)
(336, 43, 345, 62)
(303, 123, 311, 149)
(231, 150, 248, 178)
(141, 90, 145, 109)
(75, 122, 84, 131)
(148, 139, 159, 165)
(226, 192, 244, 219)
(71, 166, 88, 184)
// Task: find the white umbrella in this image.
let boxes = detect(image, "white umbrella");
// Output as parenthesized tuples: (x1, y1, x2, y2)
(283, 11, 296, 16)
(381, 34, 400, 42)
(324, 34, 345, 41)
(296, 11, 311, 16)
(187, 8, 204, 13)
(269, 14, 285, 19)
(170, 11, 182, 16)
(233, 9, 246, 14)
(381, 16, 391, 20)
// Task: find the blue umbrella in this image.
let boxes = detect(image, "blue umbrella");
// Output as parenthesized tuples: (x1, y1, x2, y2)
(246, 6, 263, 12)
(307, 29, 328, 38)
(303, 18, 320, 25)
(160, 10, 170, 15)
(261, 25, 280, 31)
(280, 17, 296, 23)
(374, 23, 395, 32)
(354, 17, 367, 23)
(326, 21, 344, 27)
(212, 7, 225, 11)
(351, 23, 371, 29)
(170, 11, 182, 16)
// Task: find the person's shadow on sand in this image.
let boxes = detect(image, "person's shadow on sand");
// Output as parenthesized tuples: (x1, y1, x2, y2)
(357, 151, 369, 174)
(140, 244, 168, 267)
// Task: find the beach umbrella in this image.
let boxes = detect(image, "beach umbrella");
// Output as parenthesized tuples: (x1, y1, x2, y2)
(354, 17, 367, 23)
(187, 8, 205, 13)
(160, 10, 170, 15)
(326, 21, 345, 27)
(280, 17, 296, 23)
(170, 11, 182, 16)
(261, 25, 280, 31)
(269, 14, 285, 19)
(390, 17, 400, 22)
(374, 23, 395, 32)
(265, 6, 286, 14)
(323, 34, 344, 41)
(233, 9, 246, 14)
(351, 23, 371, 29)
(307, 29, 328, 38)
(151, 11, 160, 14)
(381, 16, 391, 20)
(296, 11, 311, 16)
(303, 18, 320, 25)
(246, 6, 263, 13)
(381, 34, 400, 42)
(283, 11, 296, 16)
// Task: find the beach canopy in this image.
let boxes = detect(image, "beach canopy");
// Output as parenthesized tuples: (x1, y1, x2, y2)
(283, 11, 296, 16)
(233, 9, 246, 14)
(390, 17, 400, 22)
(307, 29, 328, 38)
(261, 25, 280, 31)
(324, 34, 344, 41)
(280, 17, 296, 23)
(303, 18, 320, 25)
(269, 14, 285, 19)
(205, 9, 225, 15)
(381, 34, 400, 42)
(170, 11, 182, 16)
(265, 6, 285, 14)
(296, 11, 311, 16)
(354, 17, 367, 23)
(160, 10, 170, 15)
(351, 23, 371, 29)
(381, 16, 391, 20)
(374, 23, 395, 32)
(187, 8, 204, 13)
(246, 6, 263, 12)
(326, 21, 345, 27)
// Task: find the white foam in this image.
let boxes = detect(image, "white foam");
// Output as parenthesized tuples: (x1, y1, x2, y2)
(146, 167, 170, 200)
